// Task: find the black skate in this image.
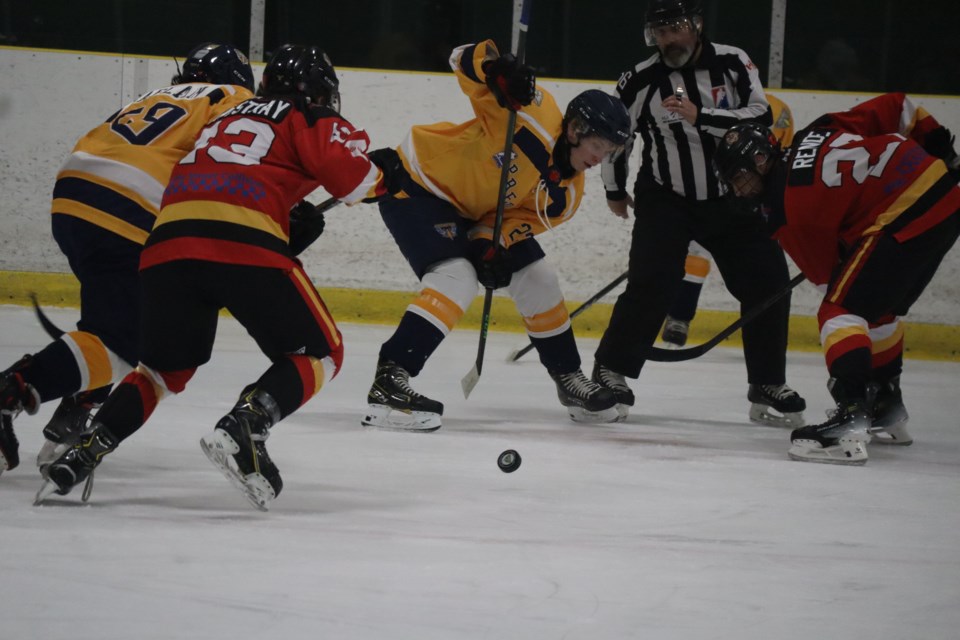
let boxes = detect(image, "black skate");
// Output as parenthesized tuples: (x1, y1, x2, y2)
(0, 356, 40, 474)
(34, 424, 118, 504)
(660, 316, 689, 349)
(362, 359, 443, 432)
(200, 389, 283, 511)
(551, 369, 619, 423)
(37, 389, 106, 472)
(591, 363, 634, 420)
(789, 400, 871, 466)
(869, 376, 912, 446)
(748, 383, 806, 428)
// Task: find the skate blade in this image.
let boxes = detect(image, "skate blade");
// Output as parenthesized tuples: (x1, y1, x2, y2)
(200, 435, 272, 512)
(788, 437, 868, 466)
(567, 405, 622, 424)
(361, 405, 441, 432)
(34, 479, 60, 505)
(869, 420, 913, 446)
(750, 403, 805, 428)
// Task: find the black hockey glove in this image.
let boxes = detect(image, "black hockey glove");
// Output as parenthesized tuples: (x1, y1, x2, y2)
(922, 126, 960, 172)
(482, 54, 536, 111)
(289, 200, 326, 256)
(469, 239, 513, 289)
(368, 146, 406, 196)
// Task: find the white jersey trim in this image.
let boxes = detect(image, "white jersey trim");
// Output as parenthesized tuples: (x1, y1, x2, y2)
(60, 151, 166, 211)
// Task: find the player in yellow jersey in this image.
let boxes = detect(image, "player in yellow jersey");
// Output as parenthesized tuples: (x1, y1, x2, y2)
(660, 92, 795, 348)
(360, 39, 631, 432)
(0, 43, 254, 477)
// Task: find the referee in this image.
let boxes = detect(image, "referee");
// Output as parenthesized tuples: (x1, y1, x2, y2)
(590, 0, 807, 427)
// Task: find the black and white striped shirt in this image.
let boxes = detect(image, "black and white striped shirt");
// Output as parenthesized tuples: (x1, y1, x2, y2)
(601, 37, 772, 201)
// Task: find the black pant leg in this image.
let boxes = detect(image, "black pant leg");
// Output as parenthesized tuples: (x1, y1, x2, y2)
(700, 205, 791, 385)
(595, 185, 692, 378)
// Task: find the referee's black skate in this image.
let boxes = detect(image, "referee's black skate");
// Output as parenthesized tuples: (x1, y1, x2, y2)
(200, 388, 283, 511)
(551, 369, 620, 423)
(592, 363, 634, 420)
(35, 423, 117, 504)
(0, 355, 40, 475)
(362, 359, 443, 432)
(747, 383, 806, 428)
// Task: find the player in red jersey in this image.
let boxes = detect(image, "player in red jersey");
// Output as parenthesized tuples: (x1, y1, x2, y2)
(713, 93, 960, 465)
(37, 44, 391, 509)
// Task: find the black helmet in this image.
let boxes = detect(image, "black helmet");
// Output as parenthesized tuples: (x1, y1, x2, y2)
(174, 43, 254, 91)
(565, 90, 631, 147)
(713, 122, 780, 191)
(259, 44, 341, 111)
(644, 0, 703, 25)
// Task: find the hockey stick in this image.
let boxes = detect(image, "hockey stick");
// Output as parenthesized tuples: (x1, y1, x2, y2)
(642, 272, 805, 362)
(29, 294, 66, 339)
(461, 0, 534, 399)
(506, 270, 628, 363)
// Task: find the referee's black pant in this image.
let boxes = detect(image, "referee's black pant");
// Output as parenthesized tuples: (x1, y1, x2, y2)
(595, 180, 791, 384)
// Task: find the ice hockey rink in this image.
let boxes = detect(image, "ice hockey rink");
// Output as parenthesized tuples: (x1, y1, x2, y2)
(1, 303, 957, 640)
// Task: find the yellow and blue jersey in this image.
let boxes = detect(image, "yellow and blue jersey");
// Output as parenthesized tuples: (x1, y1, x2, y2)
(397, 39, 585, 248)
(51, 83, 254, 245)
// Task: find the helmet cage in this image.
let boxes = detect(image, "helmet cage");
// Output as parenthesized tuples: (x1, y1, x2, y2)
(713, 124, 780, 195)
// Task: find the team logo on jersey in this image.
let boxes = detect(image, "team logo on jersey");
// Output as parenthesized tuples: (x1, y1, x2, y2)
(711, 86, 730, 109)
(493, 150, 518, 169)
(434, 222, 457, 239)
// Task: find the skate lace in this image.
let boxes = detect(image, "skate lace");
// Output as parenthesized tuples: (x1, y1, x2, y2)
(663, 317, 689, 332)
(387, 366, 427, 400)
(759, 384, 798, 402)
(595, 366, 629, 392)
(558, 371, 602, 400)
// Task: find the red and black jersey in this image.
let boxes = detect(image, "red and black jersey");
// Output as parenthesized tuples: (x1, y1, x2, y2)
(766, 93, 960, 286)
(143, 97, 385, 271)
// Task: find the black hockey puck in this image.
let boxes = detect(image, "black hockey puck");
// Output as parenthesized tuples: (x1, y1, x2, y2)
(497, 449, 521, 473)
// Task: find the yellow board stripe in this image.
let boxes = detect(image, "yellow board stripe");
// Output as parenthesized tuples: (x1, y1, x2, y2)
(51, 200, 150, 245)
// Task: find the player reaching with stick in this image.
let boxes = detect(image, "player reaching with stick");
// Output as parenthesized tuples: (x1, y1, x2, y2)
(361, 39, 631, 432)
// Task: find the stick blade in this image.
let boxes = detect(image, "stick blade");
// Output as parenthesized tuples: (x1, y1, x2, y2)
(460, 366, 480, 399)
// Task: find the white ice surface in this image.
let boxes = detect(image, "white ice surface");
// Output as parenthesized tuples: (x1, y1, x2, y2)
(1, 304, 958, 640)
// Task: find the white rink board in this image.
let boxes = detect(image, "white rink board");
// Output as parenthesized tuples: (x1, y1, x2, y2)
(1, 48, 958, 323)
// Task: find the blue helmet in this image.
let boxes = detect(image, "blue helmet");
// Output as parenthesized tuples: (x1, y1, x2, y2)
(174, 43, 255, 92)
(258, 44, 341, 111)
(565, 90, 631, 147)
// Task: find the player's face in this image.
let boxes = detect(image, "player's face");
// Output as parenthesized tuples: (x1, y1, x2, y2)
(729, 169, 765, 198)
(568, 134, 622, 172)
